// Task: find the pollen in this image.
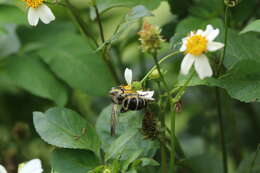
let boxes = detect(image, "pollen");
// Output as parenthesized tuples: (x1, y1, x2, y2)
(185, 35, 208, 56)
(122, 85, 135, 94)
(22, 0, 44, 8)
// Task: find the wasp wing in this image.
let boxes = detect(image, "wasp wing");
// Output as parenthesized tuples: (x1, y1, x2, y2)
(111, 104, 120, 136)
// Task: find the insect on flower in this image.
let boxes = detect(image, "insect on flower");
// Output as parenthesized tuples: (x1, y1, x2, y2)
(21, 0, 55, 26)
(180, 25, 224, 79)
(109, 68, 155, 136)
(0, 159, 43, 173)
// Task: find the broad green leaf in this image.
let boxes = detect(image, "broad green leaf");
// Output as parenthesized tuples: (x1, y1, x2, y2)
(131, 158, 159, 168)
(3, 56, 68, 106)
(51, 148, 100, 173)
(189, 0, 224, 19)
(240, 19, 260, 34)
(21, 22, 116, 96)
(96, 0, 161, 11)
(121, 150, 143, 171)
(175, 17, 224, 39)
(105, 129, 138, 161)
(224, 31, 260, 68)
(96, 105, 158, 161)
(237, 149, 260, 173)
(33, 107, 101, 154)
(215, 60, 260, 103)
(0, 4, 26, 25)
(0, 24, 20, 57)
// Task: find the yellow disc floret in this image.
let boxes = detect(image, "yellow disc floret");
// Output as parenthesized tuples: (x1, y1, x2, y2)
(185, 35, 208, 56)
(23, 0, 44, 8)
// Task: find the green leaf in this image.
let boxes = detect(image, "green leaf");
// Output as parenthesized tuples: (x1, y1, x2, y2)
(240, 19, 260, 34)
(131, 158, 159, 168)
(3, 56, 68, 106)
(96, 105, 158, 161)
(51, 148, 100, 173)
(96, 0, 160, 11)
(215, 60, 260, 103)
(24, 23, 116, 96)
(33, 107, 101, 154)
(105, 129, 138, 161)
(237, 149, 260, 173)
(121, 150, 143, 171)
(0, 24, 20, 57)
(0, 4, 26, 25)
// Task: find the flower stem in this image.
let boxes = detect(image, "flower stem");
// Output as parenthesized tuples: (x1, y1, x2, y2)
(214, 6, 230, 173)
(217, 6, 229, 74)
(93, 3, 105, 43)
(140, 51, 180, 84)
(91, 0, 120, 84)
(152, 51, 170, 91)
(215, 88, 228, 173)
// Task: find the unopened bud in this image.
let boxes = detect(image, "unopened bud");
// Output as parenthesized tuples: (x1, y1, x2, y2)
(149, 69, 167, 80)
(132, 81, 142, 90)
(174, 101, 182, 113)
(224, 0, 240, 7)
(103, 169, 111, 173)
(138, 21, 165, 53)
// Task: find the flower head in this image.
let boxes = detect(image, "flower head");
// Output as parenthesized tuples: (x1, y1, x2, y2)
(22, 0, 55, 26)
(0, 159, 43, 173)
(138, 21, 164, 53)
(180, 25, 224, 79)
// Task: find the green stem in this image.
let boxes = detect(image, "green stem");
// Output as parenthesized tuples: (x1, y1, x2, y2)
(215, 88, 228, 173)
(93, 3, 105, 43)
(152, 51, 170, 91)
(170, 108, 176, 173)
(64, 0, 98, 47)
(91, 1, 120, 84)
(248, 144, 260, 173)
(214, 6, 230, 173)
(217, 6, 229, 75)
(140, 51, 180, 84)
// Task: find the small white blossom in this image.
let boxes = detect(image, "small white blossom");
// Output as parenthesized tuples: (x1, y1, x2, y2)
(124, 68, 133, 86)
(180, 25, 224, 79)
(0, 159, 43, 173)
(22, 0, 55, 26)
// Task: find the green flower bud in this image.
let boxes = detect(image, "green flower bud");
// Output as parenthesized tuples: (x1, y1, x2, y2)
(149, 69, 167, 80)
(224, 0, 240, 7)
(132, 81, 142, 90)
(103, 168, 111, 173)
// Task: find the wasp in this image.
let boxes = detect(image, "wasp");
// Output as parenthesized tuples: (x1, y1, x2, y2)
(109, 68, 155, 136)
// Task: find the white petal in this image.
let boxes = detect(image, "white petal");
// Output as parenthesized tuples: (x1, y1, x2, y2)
(180, 42, 187, 52)
(204, 25, 219, 41)
(0, 165, 7, 173)
(207, 41, 224, 52)
(180, 54, 195, 75)
(28, 7, 40, 26)
(196, 29, 203, 35)
(37, 4, 55, 24)
(124, 68, 132, 85)
(18, 159, 43, 173)
(137, 90, 155, 100)
(194, 54, 213, 79)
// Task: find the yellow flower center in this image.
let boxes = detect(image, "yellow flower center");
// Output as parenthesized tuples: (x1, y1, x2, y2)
(185, 35, 208, 56)
(23, 0, 44, 8)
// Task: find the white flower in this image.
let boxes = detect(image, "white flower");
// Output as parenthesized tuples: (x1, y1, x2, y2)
(124, 68, 132, 86)
(0, 159, 43, 173)
(180, 25, 224, 79)
(23, 0, 55, 26)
